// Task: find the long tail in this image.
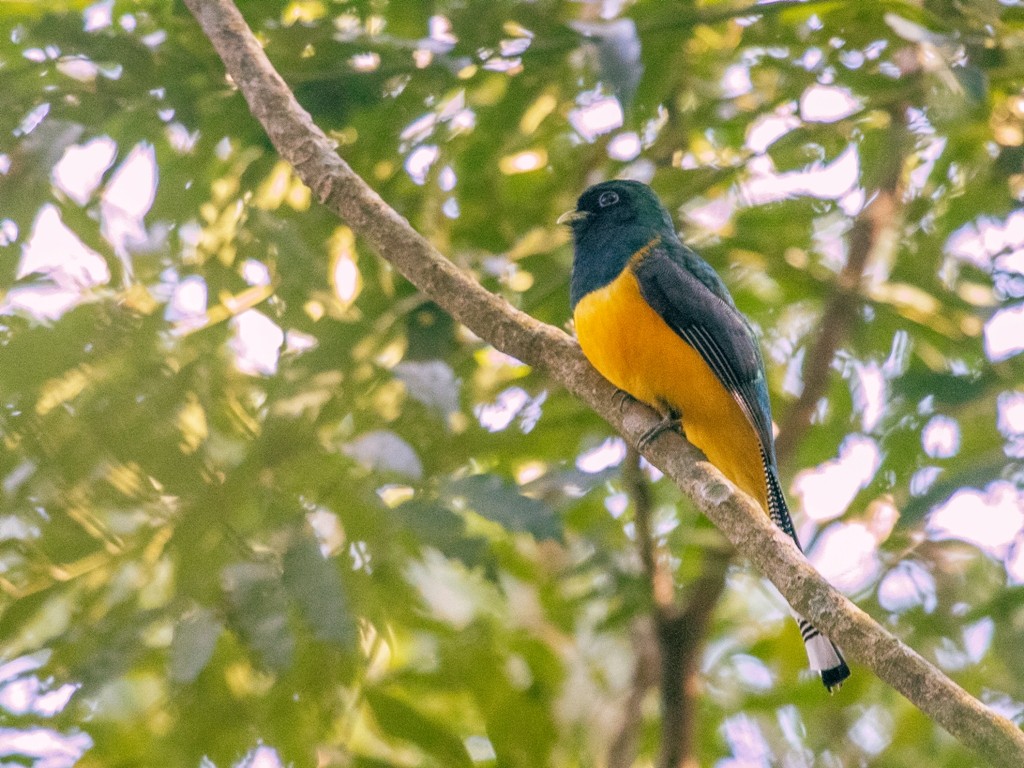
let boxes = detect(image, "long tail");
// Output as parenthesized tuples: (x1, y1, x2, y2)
(763, 449, 850, 692)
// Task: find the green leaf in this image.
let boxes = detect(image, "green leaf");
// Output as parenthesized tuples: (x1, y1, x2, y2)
(364, 689, 473, 768)
(486, 693, 557, 766)
(445, 474, 562, 541)
(345, 430, 424, 480)
(222, 562, 294, 671)
(281, 533, 357, 647)
(394, 360, 461, 420)
(169, 606, 222, 683)
(394, 499, 490, 568)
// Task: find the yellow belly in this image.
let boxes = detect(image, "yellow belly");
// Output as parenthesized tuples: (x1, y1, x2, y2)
(574, 267, 769, 511)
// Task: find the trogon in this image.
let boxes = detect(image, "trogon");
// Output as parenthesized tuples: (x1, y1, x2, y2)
(561, 179, 849, 692)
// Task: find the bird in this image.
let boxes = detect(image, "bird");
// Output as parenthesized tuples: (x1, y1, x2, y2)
(560, 179, 850, 692)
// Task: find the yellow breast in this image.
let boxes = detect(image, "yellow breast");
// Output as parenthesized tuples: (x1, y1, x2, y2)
(573, 266, 769, 511)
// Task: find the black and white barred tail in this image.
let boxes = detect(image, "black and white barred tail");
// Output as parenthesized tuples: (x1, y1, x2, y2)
(763, 448, 850, 692)
(793, 611, 849, 692)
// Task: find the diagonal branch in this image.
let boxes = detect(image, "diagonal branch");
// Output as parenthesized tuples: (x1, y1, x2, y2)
(183, 2, 1024, 764)
(774, 122, 906, 465)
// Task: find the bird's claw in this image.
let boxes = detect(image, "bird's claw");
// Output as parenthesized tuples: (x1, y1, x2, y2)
(611, 388, 635, 412)
(636, 413, 683, 451)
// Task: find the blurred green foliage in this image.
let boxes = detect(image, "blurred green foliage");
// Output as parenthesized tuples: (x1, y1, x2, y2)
(1, 0, 1024, 766)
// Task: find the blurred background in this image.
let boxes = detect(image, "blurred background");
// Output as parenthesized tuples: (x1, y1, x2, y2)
(2, 0, 1024, 765)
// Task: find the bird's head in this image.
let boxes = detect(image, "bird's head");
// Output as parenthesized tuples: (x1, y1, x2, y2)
(561, 180, 677, 308)
(559, 179, 675, 241)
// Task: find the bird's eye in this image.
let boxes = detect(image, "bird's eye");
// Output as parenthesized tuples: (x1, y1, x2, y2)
(598, 191, 619, 208)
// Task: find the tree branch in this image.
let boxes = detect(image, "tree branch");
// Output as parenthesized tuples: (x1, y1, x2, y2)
(774, 120, 906, 465)
(657, 553, 730, 768)
(624, 449, 676, 612)
(621, 449, 731, 768)
(607, 618, 659, 768)
(183, 2, 1024, 764)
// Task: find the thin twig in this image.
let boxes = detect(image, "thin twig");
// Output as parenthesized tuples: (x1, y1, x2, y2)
(774, 123, 907, 465)
(183, 3, 1024, 763)
(608, 618, 660, 768)
(657, 551, 730, 768)
(617, 450, 732, 768)
(624, 448, 675, 610)
(609, 450, 669, 767)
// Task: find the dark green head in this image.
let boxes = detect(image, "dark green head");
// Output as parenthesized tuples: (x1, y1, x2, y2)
(563, 180, 677, 308)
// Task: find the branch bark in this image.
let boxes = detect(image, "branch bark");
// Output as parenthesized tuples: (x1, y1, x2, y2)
(624, 449, 676, 613)
(183, 2, 1024, 764)
(619, 450, 731, 768)
(656, 555, 730, 768)
(774, 120, 906, 465)
(607, 618, 659, 768)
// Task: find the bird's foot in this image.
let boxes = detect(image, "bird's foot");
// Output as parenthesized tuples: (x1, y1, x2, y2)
(611, 388, 636, 412)
(636, 412, 683, 451)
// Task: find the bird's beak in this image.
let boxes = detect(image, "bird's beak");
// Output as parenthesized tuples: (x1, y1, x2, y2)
(557, 209, 589, 226)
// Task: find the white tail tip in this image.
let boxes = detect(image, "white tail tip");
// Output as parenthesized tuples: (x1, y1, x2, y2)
(796, 615, 850, 692)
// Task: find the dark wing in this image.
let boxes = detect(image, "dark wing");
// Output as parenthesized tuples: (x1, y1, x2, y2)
(634, 247, 850, 688)
(632, 245, 778, 468)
